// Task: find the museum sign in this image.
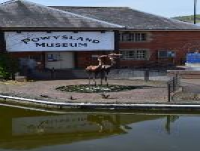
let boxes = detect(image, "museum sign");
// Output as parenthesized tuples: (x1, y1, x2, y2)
(5, 31, 115, 52)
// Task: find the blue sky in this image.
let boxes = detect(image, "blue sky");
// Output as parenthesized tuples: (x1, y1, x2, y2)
(0, 0, 199, 18)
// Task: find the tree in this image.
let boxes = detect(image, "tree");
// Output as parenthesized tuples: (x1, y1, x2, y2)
(0, 53, 19, 80)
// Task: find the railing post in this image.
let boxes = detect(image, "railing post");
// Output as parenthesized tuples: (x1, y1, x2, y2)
(167, 74, 180, 103)
(172, 77, 175, 92)
(51, 67, 55, 79)
(144, 69, 149, 82)
(175, 74, 179, 89)
(167, 81, 171, 102)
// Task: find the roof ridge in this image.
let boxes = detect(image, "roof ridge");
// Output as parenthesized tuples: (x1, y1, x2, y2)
(48, 6, 125, 28)
(51, 6, 129, 8)
(6, 0, 124, 28)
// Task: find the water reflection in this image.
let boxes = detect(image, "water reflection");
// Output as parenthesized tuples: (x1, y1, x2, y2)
(2, 105, 200, 151)
(12, 114, 126, 136)
(165, 115, 179, 134)
(0, 105, 165, 150)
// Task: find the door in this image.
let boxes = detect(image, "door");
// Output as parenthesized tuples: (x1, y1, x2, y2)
(45, 52, 74, 69)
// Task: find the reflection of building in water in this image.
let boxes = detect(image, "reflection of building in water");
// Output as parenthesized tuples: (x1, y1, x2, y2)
(87, 114, 120, 133)
(0, 106, 164, 150)
(12, 114, 119, 136)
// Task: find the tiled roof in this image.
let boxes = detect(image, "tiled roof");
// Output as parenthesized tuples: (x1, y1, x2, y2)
(0, 0, 123, 29)
(52, 6, 200, 30)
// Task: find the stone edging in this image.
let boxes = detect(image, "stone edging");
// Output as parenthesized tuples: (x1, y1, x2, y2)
(1, 94, 200, 111)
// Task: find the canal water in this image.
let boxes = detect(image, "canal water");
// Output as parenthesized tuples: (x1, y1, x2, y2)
(0, 105, 200, 151)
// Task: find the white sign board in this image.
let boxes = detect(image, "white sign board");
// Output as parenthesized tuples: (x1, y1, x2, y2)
(5, 31, 115, 52)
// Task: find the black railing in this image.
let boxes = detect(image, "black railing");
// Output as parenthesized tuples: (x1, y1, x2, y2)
(167, 75, 180, 102)
(144, 69, 150, 82)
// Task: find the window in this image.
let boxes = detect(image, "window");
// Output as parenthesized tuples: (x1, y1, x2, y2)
(120, 49, 149, 60)
(47, 52, 61, 62)
(120, 32, 147, 42)
(158, 50, 176, 58)
(29, 55, 42, 62)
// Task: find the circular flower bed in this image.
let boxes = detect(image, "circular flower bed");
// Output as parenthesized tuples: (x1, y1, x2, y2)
(56, 84, 136, 93)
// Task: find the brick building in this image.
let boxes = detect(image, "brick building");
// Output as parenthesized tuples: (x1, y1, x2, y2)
(1, 0, 200, 71)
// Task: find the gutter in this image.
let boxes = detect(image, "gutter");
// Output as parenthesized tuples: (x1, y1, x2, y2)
(1, 27, 123, 31)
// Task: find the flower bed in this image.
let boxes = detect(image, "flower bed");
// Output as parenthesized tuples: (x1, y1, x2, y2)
(56, 84, 136, 93)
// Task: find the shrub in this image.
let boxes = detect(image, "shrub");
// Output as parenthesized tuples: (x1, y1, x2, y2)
(0, 53, 19, 80)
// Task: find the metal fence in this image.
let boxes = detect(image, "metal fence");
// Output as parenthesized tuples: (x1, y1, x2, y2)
(167, 75, 180, 102)
(108, 68, 169, 81)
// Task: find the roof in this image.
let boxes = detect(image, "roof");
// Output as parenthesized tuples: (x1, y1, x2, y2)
(0, 0, 123, 29)
(0, 0, 199, 30)
(51, 6, 200, 30)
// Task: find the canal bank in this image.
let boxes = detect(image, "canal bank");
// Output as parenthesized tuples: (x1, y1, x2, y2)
(1, 94, 200, 112)
(0, 79, 200, 111)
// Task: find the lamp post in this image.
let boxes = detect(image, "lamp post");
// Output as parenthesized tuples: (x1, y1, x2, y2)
(194, 0, 197, 24)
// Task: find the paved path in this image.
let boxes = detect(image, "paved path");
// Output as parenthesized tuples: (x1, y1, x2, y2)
(0, 78, 200, 105)
(181, 79, 200, 93)
(0, 79, 167, 104)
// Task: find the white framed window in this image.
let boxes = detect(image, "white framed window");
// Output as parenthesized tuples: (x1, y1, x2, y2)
(120, 49, 149, 60)
(119, 32, 147, 42)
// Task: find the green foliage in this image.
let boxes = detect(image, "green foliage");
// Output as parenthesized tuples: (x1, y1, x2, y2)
(0, 66, 9, 79)
(0, 53, 19, 80)
(173, 15, 200, 23)
(56, 84, 136, 93)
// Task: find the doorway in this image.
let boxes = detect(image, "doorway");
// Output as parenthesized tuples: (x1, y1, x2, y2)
(45, 52, 74, 69)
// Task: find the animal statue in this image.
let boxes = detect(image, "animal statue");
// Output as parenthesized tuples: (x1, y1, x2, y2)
(85, 55, 107, 86)
(101, 53, 122, 86)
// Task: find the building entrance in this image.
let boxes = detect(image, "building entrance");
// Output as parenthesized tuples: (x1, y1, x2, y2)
(45, 52, 74, 69)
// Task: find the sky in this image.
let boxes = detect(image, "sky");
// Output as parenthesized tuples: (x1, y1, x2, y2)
(0, 0, 199, 18)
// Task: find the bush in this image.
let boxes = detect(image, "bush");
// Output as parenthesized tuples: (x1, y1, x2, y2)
(0, 53, 19, 80)
(0, 66, 10, 79)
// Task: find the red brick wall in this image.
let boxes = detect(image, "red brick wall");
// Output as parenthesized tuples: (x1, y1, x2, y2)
(119, 31, 200, 68)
